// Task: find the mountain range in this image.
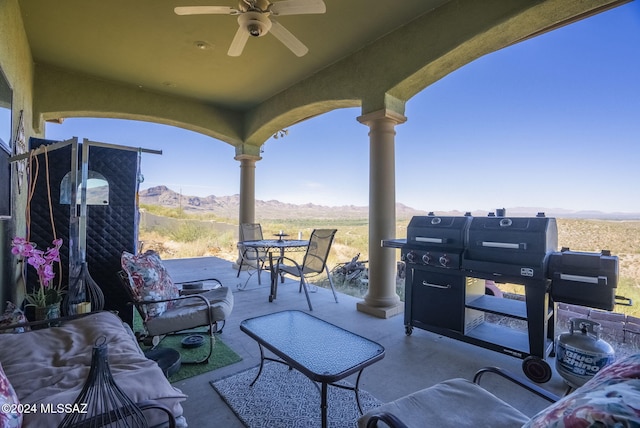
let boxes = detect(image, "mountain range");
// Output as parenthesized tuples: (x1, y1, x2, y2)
(139, 186, 640, 220)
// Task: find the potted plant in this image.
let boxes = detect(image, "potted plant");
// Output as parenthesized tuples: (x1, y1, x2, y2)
(11, 237, 65, 320)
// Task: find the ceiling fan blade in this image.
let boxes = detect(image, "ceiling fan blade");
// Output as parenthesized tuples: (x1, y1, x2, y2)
(269, 19, 308, 57)
(228, 26, 250, 56)
(269, 0, 326, 16)
(174, 6, 238, 15)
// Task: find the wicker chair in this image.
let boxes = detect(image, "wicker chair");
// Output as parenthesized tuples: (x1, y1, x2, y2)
(275, 229, 338, 311)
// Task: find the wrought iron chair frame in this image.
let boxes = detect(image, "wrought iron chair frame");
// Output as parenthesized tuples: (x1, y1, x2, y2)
(275, 229, 338, 311)
(117, 271, 226, 365)
(237, 223, 268, 287)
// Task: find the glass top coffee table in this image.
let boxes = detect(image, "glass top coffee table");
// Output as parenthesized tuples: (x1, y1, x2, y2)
(240, 310, 385, 428)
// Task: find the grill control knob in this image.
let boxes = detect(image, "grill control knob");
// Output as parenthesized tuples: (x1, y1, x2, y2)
(422, 253, 432, 264)
(405, 251, 416, 263)
(439, 254, 450, 267)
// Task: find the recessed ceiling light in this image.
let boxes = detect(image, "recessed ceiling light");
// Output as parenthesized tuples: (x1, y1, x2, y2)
(194, 41, 212, 50)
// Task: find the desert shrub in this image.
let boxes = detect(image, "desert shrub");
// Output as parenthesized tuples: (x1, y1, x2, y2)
(164, 222, 203, 242)
(141, 204, 188, 219)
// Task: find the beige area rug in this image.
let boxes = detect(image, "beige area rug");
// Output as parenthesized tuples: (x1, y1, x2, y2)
(211, 362, 382, 427)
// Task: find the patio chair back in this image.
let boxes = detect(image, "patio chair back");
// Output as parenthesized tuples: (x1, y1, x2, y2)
(117, 270, 148, 321)
(237, 223, 268, 286)
(302, 229, 337, 274)
(240, 223, 263, 242)
(239, 223, 267, 260)
(275, 229, 338, 310)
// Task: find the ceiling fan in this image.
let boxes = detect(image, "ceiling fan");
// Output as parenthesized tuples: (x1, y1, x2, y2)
(175, 0, 326, 57)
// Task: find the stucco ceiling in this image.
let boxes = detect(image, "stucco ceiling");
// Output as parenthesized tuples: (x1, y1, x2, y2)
(19, 0, 448, 110)
(16, 0, 628, 150)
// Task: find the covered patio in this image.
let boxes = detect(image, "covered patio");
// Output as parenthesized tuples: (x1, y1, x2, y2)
(1, 0, 631, 318)
(1, 1, 637, 425)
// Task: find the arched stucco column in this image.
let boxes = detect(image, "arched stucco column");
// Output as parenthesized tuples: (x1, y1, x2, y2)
(356, 109, 406, 318)
(234, 152, 262, 268)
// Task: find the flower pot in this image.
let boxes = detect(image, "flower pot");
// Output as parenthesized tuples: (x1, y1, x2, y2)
(35, 303, 61, 321)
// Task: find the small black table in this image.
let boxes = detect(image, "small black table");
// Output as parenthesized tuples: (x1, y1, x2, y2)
(240, 310, 385, 428)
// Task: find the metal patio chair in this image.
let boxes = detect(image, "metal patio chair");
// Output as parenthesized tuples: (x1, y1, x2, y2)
(275, 229, 338, 311)
(119, 251, 234, 364)
(237, 223, 268, 286)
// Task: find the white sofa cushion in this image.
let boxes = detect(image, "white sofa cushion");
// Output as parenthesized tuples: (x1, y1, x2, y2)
(145, 286, 234, 336)
(358, 378, 529, 428)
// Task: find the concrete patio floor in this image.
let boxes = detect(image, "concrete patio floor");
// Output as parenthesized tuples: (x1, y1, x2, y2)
(163, 256, 570, 427)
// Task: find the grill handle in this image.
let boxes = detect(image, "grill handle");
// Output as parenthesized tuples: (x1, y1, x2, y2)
(415, 237, 446, 244)
(422, 281, 451, 289)
(481, 241, 526, 250)
(615, 295, 633, 307)
(557, 273, 607, 286)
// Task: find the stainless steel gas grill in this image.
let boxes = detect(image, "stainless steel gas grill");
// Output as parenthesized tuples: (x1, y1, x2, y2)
(392, 210, 625, 383)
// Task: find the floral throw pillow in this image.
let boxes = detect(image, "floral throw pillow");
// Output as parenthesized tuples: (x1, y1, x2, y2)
(524, 353, 640, 428)
(121, 250, 180, 319)
(0, 302, 29, 334)
(0, 362, 22, 428)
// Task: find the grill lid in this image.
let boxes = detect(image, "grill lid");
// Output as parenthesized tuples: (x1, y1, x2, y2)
(406, 212, 472, 250)
(461, 212, 558, 280)
(549, 248, 619, 310)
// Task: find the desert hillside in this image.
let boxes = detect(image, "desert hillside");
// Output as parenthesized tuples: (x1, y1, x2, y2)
(139, 185, 640, 221)
(139, 186, 426, 220)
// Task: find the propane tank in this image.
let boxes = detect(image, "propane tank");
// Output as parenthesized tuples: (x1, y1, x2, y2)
(555, 318, 615, 388)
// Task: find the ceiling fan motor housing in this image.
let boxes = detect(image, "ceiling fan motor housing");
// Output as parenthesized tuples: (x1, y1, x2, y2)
(239, 11, 272, 37)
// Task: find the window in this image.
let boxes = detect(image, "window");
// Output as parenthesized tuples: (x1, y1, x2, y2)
(60, 171, 109, 205)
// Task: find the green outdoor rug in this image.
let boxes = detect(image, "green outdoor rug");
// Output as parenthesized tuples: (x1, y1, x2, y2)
(147, 333, 242, 383)
(134, 314, 242, 383)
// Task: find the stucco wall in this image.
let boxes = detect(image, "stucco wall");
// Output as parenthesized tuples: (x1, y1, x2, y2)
(0, 0, 39, 307)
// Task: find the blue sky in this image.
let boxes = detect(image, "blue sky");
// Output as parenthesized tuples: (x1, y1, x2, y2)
(45, 2, 640, 214)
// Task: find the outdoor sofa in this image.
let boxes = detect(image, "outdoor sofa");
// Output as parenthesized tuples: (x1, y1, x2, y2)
(0, 310, 187, 427)
(359, 352, 640, 427)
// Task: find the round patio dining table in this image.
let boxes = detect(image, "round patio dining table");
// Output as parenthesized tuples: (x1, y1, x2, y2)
(238, 239, 309, 302)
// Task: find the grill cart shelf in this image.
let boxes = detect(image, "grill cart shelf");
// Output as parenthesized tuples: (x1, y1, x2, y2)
(384, 211, 622, 384)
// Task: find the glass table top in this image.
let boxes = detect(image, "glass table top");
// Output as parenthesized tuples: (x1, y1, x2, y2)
(240, 310, 385, 380)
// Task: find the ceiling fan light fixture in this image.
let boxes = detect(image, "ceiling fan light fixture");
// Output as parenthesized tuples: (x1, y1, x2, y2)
(238, 11, 272, 37)
(176, 1, 326, 57)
